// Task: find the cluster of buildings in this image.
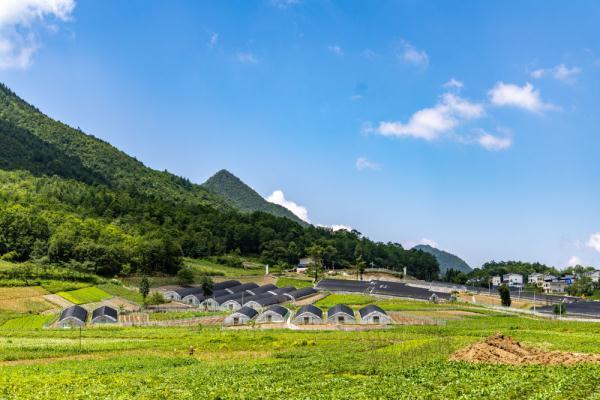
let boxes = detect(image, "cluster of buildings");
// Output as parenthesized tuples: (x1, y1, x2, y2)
(163, 280, 318, 312)
(223, 303, 391, 326)
(490, 269, 600, 293)
(57, 305, 118, 328)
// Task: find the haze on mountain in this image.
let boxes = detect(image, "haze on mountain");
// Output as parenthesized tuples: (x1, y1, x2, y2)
(413, 244, 472, 274)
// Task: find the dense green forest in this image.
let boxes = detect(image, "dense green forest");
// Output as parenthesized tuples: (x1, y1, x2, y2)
(203, 169, 308, 226)
(0, 83, 439, 280)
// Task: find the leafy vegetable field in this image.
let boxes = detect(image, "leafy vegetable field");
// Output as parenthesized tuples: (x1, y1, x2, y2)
(0, 313, 599, 399)
(56, 287, 111, 305)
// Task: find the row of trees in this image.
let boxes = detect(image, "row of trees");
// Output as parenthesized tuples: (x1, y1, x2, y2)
(0, 170, 439, 279)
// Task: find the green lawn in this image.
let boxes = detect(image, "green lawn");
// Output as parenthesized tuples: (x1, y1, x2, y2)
(0, 315, 600, 399)
(56, 287, 112, 305)
(276, 276, 314, 288)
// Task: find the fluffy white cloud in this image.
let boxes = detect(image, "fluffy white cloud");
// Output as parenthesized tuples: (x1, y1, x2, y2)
(531, 64, 581, 82)
(355, 157, 380, 171)
(376, 93, 484, 141)
(327, 45, 343, 56)
(477, 132, 512, 151)
(488, 82, 555, 113)
(567, 256, 583, 267)
(398, 40, 428, 68)
(236, 52, 258, 64)
(267, 190, 309, 222)
(0, 0, 75, 69)
(443, 78, 464, 90)
(587, 233, 600, 253)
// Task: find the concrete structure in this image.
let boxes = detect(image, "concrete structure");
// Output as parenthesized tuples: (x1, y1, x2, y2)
(58, 305, 88, 328)
(91, 306, 118, 324)
(586, 270, 600, 283)
(358, 305, 391, 324)
(256, 305, 289, 323)
(223, 306, 258, 326)
(326, 304, 356, 324)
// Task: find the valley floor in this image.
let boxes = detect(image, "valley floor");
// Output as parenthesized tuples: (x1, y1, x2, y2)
(1, 314, 600, 399)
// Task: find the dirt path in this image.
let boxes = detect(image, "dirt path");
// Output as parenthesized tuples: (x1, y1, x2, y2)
(294, 293, 325, 306)
(451, 333, 600, 365)
(42, 294, 73, 308)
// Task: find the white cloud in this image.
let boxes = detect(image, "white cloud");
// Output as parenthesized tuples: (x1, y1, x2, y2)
(0, 0, 75, 69)
(328, 45, 343, 56)
(530, 64, 581, 82)
(376, 93, 484, 141)
(267, 190, 309, 222)
(236, 52, 258, 64)
(567, 256, 583, 267)
(355, 157, 380, 171)
(488, 82, 556, 113)
(398, 39, 429, 68)
(209, 32, 218, 48)
(350, 94, 363, 101)
(443, 78, 464, 90)
(477, 131, 512, 151)
(587, 233, 600, 253)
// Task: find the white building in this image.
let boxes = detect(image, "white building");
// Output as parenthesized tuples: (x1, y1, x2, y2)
(503, 273, 524, 288)
(528, 273, 544, 286)
(543, 280, 566, 293)
(491, 276, 502, 287)
(585, 270, 600, 283)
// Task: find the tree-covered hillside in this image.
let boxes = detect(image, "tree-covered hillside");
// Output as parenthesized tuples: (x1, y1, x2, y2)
(0, 83, 439, 280)
(413, 244, 471, 274)
(203, 169, 308, 226)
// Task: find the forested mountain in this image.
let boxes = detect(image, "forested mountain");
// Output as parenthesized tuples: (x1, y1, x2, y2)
(0, 84, 227, 208)
(413, 244, 471, 274)
(203, 169, 308, 226)
(0, 83, 439, 280)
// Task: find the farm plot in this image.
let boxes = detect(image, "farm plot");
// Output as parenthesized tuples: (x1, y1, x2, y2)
(0, 287, 54, 313)
(56, 287, 111, 305)
(0, 314, 56, 330)
(0, 315, 600, 399)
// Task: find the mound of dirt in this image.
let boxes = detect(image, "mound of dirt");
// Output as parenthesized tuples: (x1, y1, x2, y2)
(450, 333, 600, 365)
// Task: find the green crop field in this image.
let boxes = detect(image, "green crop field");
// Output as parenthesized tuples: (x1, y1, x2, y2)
(185, 258, 265, 277)
(276, 276, 314, 288)
(0, 311, 599, 399)
(56, 287, 112, 305)
(149, 311, 226, 321)
(97, 283, 144, 304)
(0, 314, 56, 330)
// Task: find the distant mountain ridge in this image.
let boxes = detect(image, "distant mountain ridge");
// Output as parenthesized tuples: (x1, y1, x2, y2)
(413, 244, 472, 274)
(203, 170, 308, 226)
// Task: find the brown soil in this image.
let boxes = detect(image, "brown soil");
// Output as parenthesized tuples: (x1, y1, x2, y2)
(450, 333, 600, 365)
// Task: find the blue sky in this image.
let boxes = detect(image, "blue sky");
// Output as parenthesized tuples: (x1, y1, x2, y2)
(1, 0, 600, 268)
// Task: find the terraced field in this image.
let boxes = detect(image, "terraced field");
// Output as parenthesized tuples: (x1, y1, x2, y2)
(0, 287, 54, 313)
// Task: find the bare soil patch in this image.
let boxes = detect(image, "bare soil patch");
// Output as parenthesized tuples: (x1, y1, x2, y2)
(450, 333, 600, 365)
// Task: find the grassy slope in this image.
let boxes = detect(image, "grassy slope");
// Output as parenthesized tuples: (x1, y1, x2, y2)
(0, 316, 599, 399)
